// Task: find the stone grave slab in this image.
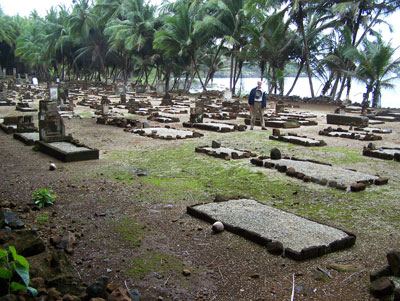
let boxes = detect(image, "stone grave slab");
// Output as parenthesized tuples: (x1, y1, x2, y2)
(354, 127, 392, 134)
(269, 134, 326, 147)
(326, 114, 369, 126)
(250, 156, 386, 191)
(183, 122, 246, 132)
(187, 198, 356, 261)
(16, 102, 37, 112)
(369, 116, 399, 122)
(363, 145, 400, 162)
(368, 119, 385, 125)
(278, 112, 317, 119)
(319, 127, 382, 141)
(0, 116, 37, 134)
(244, 118, 300, 128)
(13, 132, 39, 145)
(132, 127, 202, 139)
(147, 113, 180, 123)
(204, 112, 236, 120)
(35, 141, 99, 162)
(195, 145, 254, 160)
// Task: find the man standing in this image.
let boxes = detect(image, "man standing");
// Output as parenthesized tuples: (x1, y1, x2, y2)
(248, 81, 267, 130)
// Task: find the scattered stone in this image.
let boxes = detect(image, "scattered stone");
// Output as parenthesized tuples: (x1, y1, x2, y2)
(3, 210, 24, 229)
(370, 266, 392, 282)
(350, 182, 366, 192)
(108, 286, 131, 301)
(311, 269, 329, 282)
(369, 277, 394, 297)
(387, 250, 400, 276)
(212, 221, 224, 233)
(49, 162, 57, 170)
(375, 177, 389, 186)
(182, 269, 191, 276)
(328, 263, 363, 272)
(127, 289, 141, 301)
(211, 140, 221, 148)
(86, 276, 109, 299)
(266, 241, 283, 255)
(270, 148, 281, 160)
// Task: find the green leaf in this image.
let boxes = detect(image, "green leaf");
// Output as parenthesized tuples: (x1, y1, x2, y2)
(0, 249, 8, 259)
(0, 267, 13, 279)
(14, 262, 30, 287)
(10, 281, 27, 291)
(27, 286, 38, 297)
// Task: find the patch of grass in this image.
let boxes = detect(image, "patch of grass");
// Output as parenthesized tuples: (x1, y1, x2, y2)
(125, 252, 189, 279)
(77, 112, 94, 119)
(309, 146, 365, 165)
(36, 211, 50, 224)
(115, 216, 144, 247)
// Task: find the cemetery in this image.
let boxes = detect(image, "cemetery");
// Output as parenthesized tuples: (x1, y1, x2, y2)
(0, 77, 399, 300)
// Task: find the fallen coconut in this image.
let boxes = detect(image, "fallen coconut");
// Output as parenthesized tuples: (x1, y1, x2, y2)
(212, 221, 224, 233)
(49, 163, 57, 171)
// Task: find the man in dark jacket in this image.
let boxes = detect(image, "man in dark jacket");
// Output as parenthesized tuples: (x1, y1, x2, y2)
(248, 81, 267, 130)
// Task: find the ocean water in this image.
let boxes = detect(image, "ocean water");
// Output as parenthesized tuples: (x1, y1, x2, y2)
(190, 77, 400, 109)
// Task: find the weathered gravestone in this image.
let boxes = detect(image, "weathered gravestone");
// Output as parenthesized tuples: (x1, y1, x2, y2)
(115, 84, 127, 96)
(190, 98, 204, 123)
(36, 100, 99, 162)
(156, 81, 165, 95)
(136, 84, 146, 93)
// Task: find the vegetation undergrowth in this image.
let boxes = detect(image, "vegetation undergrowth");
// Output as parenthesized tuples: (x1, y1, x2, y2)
(97, 138, 400, 232)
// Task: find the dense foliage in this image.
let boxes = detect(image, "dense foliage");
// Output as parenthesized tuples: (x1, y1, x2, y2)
(1, 0, 400, 106)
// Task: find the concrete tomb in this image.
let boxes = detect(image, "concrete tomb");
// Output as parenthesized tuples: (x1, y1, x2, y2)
(354, 127, 392, 134)
(250, 155, 387, 191)
(319, 127, 382, 141)
(0, 115, 37, 134)
(132, 127, 203, 140)
(269, 133, 326, 147)
(363, 144, 400, 162)
(244, 118, 300, 128)
(187, 198, 356, 261)
(115, 84, 127, 96)
(183, 121, 246, 132)
(326, 113, 369, 126)
(147, 112, 180, 123)
(195, 144, 254, 160)
(35, 100, 99, 162)
(136, 84, 146, 93)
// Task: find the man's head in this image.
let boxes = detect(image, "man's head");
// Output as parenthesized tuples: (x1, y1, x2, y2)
(257, 81, 262, 88)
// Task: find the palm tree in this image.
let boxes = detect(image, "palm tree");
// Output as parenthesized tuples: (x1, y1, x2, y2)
(345, 37, 400, 108)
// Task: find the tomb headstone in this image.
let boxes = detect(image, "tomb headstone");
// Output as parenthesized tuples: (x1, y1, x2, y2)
(136, 84, 146, 93)
(275, 100, 285, 115)
(0, 68, 3, 79)
(161, 92, 173, 106)
(120, 94, 126, 104)
(223, 88, 232, 102)
(115, 84, 127, 96)
(190, 99, 204, 123)
(38, 100, 66, 142)
(13, 68, 16, 78)
(25, 73, 30, 84)
(2, 68, 6, 77)
(101, 96, 110, 115)
(156, 81, 165, 94)
(49, 86, 58, 102)
(32, 78, 38, 86)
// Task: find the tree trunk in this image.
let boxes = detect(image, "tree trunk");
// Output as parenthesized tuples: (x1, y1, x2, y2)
(286, 60, 304, 96)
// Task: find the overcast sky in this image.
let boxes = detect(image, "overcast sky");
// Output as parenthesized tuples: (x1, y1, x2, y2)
(1, 0, 399, 50)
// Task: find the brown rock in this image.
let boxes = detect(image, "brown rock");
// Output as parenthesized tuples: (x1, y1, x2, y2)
(47, 287, 62, 300)
(266, 241, 283, 255)
(387, 250, 400, 276)
(108, 287, 131, 301)
(369, 277, 394, 297)
(30, 277, 45, 289)
(286, 168, 296, 177)
(375, 177, 389, 186)
(370, 265, 391, 281)
(320, 178, 328, 186)
(350, 182, 366, 192)
(62, 294, 81, 301)
(182, 269, 191, 276)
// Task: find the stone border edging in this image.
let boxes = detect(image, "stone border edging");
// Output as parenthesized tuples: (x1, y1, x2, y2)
(187, 198, 356, 261)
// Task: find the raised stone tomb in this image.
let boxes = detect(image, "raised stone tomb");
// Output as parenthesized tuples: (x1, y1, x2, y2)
(244, 118, 300, 128)
(354, 127, 392, 134)
(250, 156, 387, 191)
(319, 127, 382, 141)
(132, 127, 202, 140)
(363, 145, 400, 162)
(13, 132, 40, 145)
(326, 114, 369, 126)
(187, 198, 356, 261)
(269, 133, 326, 147)
(195, 145, 254, 160)
(183, 122, 246, 132)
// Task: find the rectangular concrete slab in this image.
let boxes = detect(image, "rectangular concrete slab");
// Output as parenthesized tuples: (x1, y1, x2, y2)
(35, 141, 99, 162)
(188, 199, 355, 261)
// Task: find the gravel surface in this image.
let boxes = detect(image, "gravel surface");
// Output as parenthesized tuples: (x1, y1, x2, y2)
(193, 199, 349, 252)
